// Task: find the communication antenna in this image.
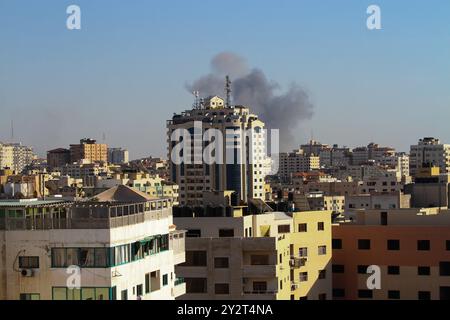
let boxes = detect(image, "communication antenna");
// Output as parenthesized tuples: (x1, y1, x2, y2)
(192, 91, 200, 109)
(225, 75, 231, 108)
(10, 120, 14, 141)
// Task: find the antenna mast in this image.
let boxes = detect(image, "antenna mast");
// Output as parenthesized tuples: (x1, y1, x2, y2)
(10, 120, 14, 141)
(225, 75, 231, 108)
(192, 91, 200, 109)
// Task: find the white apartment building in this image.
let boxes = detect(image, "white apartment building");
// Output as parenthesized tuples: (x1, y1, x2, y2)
(379, 152, 410, 177)
(108, 148, 129, 164)
(167, 95, 268, 206)
(0, 143, 35, 173)
(410, 137, 450, 176)
(0, 185, 186, 300)
(279, 150, 320, 181)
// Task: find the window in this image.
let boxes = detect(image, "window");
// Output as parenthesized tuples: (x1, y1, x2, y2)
(215, 283, 230, 295)
(214, 257, 229, 268)
(358, 290, 373, 299)
(318, 245, 327, 255)
(278, 224, 290, 233)
(358, 239, 371, 250)
(53, 287, 110, 300)
(388, 290, 400, 299)
(145, 273, 150, 293)
(417, 240, 430, 251)
(317, 222, 324, 231)
(253, 281, 267, 292)
(318, 293, 327, 300)
(333, 289, 345, 298)
(440, 262, 450, 276)
(299, 272, 308, 282)
(186, 229, 201, 238)
(332, 264, 345, 273)
(418, 266, 430, 276)
(79, 248, 95, 267)
(19, 256, 39, 269)
(387, 240, 400, 250)
(136, 284, 143, 296)
(184, 251, 207, 266)
(418, 291, 431, 300)
(357, 265, 368, 274)
(185, 278, 207, 294)
(162, 274, 168, 286)
(298, 247, 308, 257)
(381, 212, 388, 226)
(318, 270, 326, 279)
(250, 255, 269, 265)
(387, 266, 400, 275)
(332, 239, 342, 249)
(298, 223, 307, 232)
(446, 240, 450, 251)
(279, 280, 283, 290)
(219, 229, 234, 237)
(121, 290, 128, 300)
(20, 293, 40, 300)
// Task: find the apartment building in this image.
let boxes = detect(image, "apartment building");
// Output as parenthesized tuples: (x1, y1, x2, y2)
(352, 143, 396, 165)
(410, 137, 450, 176)
(319, 145, 352, 168)
(293, 192, 345, 214)
(279, 150, 320, 181)
(47, 148, 71, 169)
(0, 185, 186, 300)
(108, 148, 129, 164)
(70, 138, 108, 163)
(379, 152, 410, 178)
(95, 172, 179, 206)
(300, 140, 330, 156)
(0, 143, 35, 173)
(167, 95, 269, 206)
(332, 208, 450, 300)
(174, 192, 332, 300)
(61, 160, 109, 179)
(292, 180, 361, 197)
(345, 191, 411, 211)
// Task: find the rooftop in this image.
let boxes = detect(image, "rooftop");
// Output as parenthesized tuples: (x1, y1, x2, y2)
(0, 199, 69, 208)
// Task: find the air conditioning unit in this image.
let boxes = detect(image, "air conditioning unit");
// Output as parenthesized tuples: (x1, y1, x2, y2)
(291, 283, 299, 290)
(21, 269, 34, 277)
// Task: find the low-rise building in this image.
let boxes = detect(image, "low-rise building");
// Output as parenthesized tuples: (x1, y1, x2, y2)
(0, 185, 186, 300)
(332, 208, 450, 300)
(174, 192, 332, 300)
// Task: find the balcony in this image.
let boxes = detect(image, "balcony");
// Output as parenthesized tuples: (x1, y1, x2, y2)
(242, 264, 277, 278)
(242, 291, 277, 300)
(289, 257, 307, 268)
(172, 278, 186, 298)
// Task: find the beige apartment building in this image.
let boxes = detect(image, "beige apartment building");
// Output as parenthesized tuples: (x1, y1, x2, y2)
(333, 208, 450, 300)
(174, 191, 332, 300)
(279, 150, 320, 181)
(70, 138, 108, 163)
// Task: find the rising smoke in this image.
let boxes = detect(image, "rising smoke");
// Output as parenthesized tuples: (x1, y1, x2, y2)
(185, 52, 314, 151)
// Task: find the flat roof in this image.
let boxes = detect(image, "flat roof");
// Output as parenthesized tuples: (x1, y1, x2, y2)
(0, 199, 69, 207)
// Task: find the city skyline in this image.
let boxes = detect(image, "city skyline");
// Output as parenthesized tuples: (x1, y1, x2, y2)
(1, 0, 449, 158)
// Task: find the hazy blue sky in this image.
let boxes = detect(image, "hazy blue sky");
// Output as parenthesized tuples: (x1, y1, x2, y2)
(1, 0, 449, 158)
